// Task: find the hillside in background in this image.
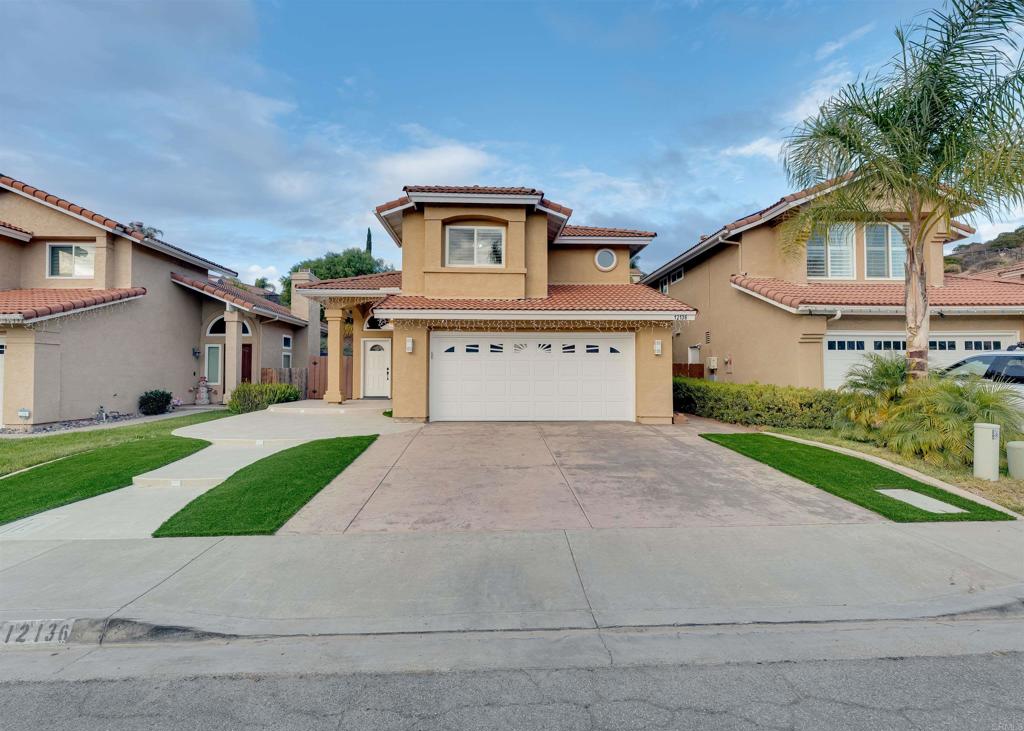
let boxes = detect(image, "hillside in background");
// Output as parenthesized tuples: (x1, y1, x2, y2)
(945, 225, 1024, 273)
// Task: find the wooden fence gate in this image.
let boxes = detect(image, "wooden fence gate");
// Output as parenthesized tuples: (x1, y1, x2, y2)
(261, 355, 352, 400)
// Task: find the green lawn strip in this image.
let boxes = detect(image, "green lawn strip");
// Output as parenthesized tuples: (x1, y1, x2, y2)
(154, 435, 378, 537)
(701, 433, 1013, 523)
(1, 411, 229, 477)
(0, 436, 212, 525)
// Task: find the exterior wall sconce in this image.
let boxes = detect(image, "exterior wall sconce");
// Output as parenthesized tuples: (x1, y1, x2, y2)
(192, 348, 202, 359)
(17, 408, 31, 420)
(654, 339, 663, 356)
(405, 337, 414, 353)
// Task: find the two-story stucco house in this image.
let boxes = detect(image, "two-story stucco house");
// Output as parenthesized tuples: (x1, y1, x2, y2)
(297, 185, 695, 422)
(0, 174, 322, 429)
(643, 180, 1024, 389)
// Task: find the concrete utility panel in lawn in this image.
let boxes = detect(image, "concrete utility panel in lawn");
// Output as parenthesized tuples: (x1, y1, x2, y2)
(974, 423, 1000, 482)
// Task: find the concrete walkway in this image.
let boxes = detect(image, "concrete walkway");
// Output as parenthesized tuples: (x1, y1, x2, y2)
(0, 400, 407, 540)
(0, 521, 1021, 638)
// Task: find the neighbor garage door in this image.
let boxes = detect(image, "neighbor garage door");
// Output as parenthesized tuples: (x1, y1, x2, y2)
(429, 332, 635, 421)
(823, 330, 1019, 388)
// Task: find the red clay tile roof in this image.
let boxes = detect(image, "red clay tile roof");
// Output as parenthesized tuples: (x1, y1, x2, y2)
(376, 187, 572, 217)
(0, 219, 32, 236)
(540, 198, 572, 217)
(170, 272, 308, 322)
(375, 195, 412, 214)
(730, 274, 1024, 309)
(0, 173, 236, 274)
(296, 271, 403, 291)
(1, 174, 143, 239)
(560, 225, 656, 238)
(375, 284, 694, 312)
(0, 287, 146, 323)
(403, 185, 544, 195)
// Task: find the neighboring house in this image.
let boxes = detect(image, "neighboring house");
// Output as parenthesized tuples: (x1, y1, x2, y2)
(297, 185, 694, 422)
(0, 174, 322, 429)
(642, 181, 1024, 389)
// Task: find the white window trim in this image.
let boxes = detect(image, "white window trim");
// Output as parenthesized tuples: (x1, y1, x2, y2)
(807, 224, 856, 281)
(594, 248, 618, 272)
(282, 334, 293, 350)
(865, 223, 909, 280)
(204, 343, 222, 385)
(206, 316, 252, 336)
(445, 225, 505, 268)
(46, 242, 96, 280)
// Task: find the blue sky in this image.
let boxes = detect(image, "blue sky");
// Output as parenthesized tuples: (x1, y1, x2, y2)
(2, 0, 1020, 285)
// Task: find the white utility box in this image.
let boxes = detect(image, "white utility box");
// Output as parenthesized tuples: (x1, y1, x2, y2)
(973, 422, 1001, 482)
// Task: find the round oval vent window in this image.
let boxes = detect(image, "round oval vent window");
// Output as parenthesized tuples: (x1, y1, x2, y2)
(595, 248, 617, 271)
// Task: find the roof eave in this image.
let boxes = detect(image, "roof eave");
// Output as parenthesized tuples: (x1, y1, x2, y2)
(372, 308, 695, 321)
(0, 293, 147, 326)
(171, 277, 309, 327)
(299, 287, 402, 298)
(554, 235, 652, 254)
(0, 224, 31, 242)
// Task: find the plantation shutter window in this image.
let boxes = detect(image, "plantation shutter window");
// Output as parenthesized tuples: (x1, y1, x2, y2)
(808, 225, 854, 278)
(827, 224, 854, 278)
(866, 223, 908, 279)
(445, 226, 505, 267)
(806, 231, 827, 277)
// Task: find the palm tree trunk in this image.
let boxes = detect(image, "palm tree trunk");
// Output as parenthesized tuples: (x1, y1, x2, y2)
(905, 215, 929, 379)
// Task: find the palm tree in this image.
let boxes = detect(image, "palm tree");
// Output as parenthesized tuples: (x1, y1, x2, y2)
(781, 0, 1024, 378)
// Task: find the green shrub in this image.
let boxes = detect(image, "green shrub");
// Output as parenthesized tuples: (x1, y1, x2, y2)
(882, 376, 1024, 466)
(835, 353, 908, 442)
(673, 377, 840, 429)
(138, 390, 173, 416)
(227, 383, 301, 414)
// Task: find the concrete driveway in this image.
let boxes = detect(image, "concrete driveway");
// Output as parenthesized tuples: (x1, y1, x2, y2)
(283, 418, 879, 534)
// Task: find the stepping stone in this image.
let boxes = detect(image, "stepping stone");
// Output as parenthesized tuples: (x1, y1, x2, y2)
(876, 488, 966, 514)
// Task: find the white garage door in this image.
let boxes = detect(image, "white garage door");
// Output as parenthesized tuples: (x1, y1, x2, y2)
(823, 330, 1019, 388)
(429, 332, 635, 421)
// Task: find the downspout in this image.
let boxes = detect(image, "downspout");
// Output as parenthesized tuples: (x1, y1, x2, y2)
(828, 309, 843, 322)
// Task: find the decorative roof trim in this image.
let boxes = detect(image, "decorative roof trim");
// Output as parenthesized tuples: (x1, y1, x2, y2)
(300, 287, 401, 298)
(373, 308, 695, 322)
(0, 289, 147, 325)
(0, 222, 32, 242)
(553, 235, 652, 253)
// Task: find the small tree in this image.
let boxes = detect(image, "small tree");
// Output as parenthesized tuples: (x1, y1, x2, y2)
(365, 227, 373, 254)
(279, 248, 391, 305)
(781, 0, 1024, 378)
(253, 276, 275, 292)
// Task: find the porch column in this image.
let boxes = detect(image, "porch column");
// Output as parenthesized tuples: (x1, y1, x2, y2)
(324, 306, 346, 403)
(223, 306, 243, 401)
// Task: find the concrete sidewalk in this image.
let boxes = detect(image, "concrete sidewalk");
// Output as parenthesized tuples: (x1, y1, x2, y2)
(1, 521, 1021, 639)
(0, 399, 411, 541)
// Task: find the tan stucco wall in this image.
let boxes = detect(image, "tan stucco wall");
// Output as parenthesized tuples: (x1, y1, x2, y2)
(829, 315, 1022, 338)
(634, 326, 674, 423)
(400, 206, 552, 299)
(548, 245, 632, 284)
(0, 239, 21, 289)
(669, 246, 828, 388)
(391, 323, 426, 420)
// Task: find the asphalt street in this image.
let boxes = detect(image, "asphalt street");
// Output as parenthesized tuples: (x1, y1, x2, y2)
(3, 652, 1022, 730)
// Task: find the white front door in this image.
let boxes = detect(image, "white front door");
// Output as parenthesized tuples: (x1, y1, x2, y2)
(363, 339, 392, 398)
(0, 338, 5, 427)
(429, 332, 635, 421)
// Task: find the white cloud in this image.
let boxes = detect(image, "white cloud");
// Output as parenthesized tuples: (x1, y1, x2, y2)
(783, 63, 854, 124)
(722, 136, 782, 161)
(815, 23, 875, 61)
(243, 264, 279, 285)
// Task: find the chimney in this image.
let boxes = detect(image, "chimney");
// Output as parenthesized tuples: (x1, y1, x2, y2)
(289, 270, 322, 362)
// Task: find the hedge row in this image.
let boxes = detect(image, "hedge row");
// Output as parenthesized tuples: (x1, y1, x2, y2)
(673, 377, 840, 429)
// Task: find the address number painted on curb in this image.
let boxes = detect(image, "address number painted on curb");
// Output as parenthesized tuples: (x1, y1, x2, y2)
(1, 619, 74, 646)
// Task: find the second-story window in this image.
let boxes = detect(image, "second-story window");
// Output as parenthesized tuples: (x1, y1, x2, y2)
(806, 224, 854, 279)
(48, 243, 95, 279)
(866, 223, 909, 279)
(446, 226, 504, 267)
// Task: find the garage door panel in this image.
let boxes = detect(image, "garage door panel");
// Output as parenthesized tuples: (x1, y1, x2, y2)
(823, 331, 1018, 388)
(430, 332, 634, 421)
